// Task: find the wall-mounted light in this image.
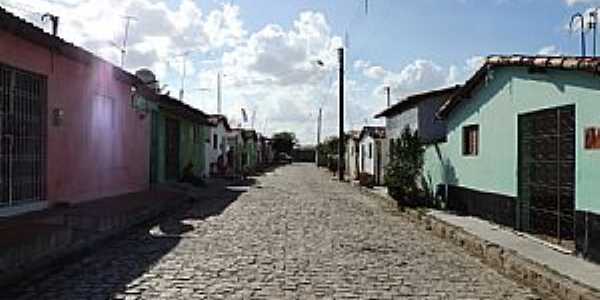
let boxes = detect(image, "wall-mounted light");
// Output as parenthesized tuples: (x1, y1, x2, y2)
(52, 108, 64, 127)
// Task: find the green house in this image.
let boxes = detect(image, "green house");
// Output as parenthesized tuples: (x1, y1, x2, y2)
(149, 95, 209, 184)
(241, 129, 258, 173)
(425, 55, 600, 263)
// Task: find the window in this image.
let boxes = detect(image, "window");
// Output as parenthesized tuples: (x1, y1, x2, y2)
(463, 125, 479, 156)
(213, 134, 218, 150)
(368, 143, 373, 159)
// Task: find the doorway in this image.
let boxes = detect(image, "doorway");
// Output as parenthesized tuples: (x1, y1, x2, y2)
(518, 104, 575, 245)
(165, 117, 180, 180)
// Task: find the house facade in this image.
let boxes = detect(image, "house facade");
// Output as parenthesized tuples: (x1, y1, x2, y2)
(0, 8, 154, 215)
(358, 126, 386, 185)
(148, 95, 208, 183)
(241, 129, 258, 173)
(345, 131, 360, 180)
(205, 115, 231, 177)
(226, 129, 244, 177)
(425, 55, 600, 263)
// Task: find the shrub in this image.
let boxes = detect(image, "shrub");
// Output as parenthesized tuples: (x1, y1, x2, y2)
(385, 127, 425, 207)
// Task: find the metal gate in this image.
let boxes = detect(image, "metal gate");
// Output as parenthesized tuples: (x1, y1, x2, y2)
(165, 117, 179, 180)
(0, 64, 46, 208)
(518, 105, 575, 244)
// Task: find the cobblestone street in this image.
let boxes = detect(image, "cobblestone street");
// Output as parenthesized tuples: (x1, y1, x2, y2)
(7, 164, 544, 299)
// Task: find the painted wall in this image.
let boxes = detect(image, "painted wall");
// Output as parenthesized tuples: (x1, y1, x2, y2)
(359, 136, 375, 175)
(0, 30, 150, 205)
(417, 95, 448, 143)
(425, 66, 600, 214)
(205, 122, 228, 177)
(179, 118, 205, 178)
(345, 139, 359, 179)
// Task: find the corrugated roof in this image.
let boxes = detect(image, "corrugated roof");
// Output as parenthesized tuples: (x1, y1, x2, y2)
(437, 55, 600, 118)
(375, 85, 461, 118)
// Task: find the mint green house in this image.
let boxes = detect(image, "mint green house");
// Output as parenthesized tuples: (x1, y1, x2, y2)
(241, 129, 258, 173)
(149, 95, 209, 183)
(425, 55, 600, 263)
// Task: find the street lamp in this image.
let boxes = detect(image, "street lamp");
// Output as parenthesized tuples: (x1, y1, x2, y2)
(570, 12, 587, 57)
(311, 48, 345, 181)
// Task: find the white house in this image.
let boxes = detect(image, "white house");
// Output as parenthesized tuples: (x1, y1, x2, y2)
(205, 115, 231, 177)
(345, 130, 361, 180)
(375, 85, 460, 174)
(358, 126, 386, 185)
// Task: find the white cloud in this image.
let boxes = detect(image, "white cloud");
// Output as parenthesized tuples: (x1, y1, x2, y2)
(538, 45, 561, 56)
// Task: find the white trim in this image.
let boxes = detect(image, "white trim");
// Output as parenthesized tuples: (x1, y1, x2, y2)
(0, 201, 48, 217)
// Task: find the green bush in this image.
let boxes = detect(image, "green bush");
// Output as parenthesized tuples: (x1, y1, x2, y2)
(385, 127, 425, 207)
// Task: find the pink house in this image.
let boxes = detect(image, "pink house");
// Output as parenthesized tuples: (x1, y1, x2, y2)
(0, 8, 154, 216)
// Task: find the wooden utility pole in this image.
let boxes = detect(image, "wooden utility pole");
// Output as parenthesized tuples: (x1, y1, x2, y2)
(217, 72, 222, 114)
(316, 107, 322, 166)
(337, 47, 345, 181)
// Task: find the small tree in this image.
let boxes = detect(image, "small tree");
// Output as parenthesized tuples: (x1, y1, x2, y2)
(272, 132, 298, 155)
(385, 127, 425, 207)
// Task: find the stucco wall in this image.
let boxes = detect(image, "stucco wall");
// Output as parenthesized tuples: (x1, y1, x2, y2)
(205, 123, 228, 176)
(359, 136, 375, 175)
(345, 139, 359, 179)
(0, 30, 151, 205)
(424, 66, 600, 214)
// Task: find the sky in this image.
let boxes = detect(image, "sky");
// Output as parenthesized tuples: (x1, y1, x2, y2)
(1, 0, 598, 144)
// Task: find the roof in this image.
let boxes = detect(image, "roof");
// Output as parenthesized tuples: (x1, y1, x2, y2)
(158, 95, 209, 125)
(0, 7, 147, 89)
(438, 55, 600, 118)
(207, 114, 231, 131)
(359, 126, 386, 140)
(375, 85, 461, 118)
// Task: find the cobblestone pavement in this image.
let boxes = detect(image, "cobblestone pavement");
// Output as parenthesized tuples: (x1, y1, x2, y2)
(7, 164, 545, 299)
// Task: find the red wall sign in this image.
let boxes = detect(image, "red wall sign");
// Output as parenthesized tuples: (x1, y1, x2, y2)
(585, 127, 600, 150)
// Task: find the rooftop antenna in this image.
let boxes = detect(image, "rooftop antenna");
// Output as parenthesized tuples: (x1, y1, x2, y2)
(570, 12, 587, 57)
(120, 16, 137, 68)
(589, 9, 598, 57)
(41, 13, 59, 36)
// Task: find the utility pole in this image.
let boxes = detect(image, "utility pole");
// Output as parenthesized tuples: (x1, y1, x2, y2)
(590, 10, 598, 57)
(217, 72, 222, 114)
(384, 86, 391, 107)
(316, 107, 322, 166)
(337, 47, 345, 181)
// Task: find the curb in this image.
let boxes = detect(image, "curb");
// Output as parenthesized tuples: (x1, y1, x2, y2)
(354, 184, 600, 300)
(0, 195, 192, 289)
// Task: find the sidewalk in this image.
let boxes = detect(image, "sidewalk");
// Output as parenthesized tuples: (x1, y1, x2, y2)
(358, 184, 600, 300)
(0, 186, 190, 287)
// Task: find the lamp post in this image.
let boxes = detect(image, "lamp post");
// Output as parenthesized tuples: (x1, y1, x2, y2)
(570, 12, 587, 57)
(337, 47, 344, 181)
(589, 10, 599, 57)
(311, 48, 345, 181)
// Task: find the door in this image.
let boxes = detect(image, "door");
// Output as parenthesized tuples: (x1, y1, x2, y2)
(0, 64, 46, 209)
(149, 111, 159, 183)
(518, 105, 575, 244)
(376, 141, 382, 185)
(165, 117, 179, 180)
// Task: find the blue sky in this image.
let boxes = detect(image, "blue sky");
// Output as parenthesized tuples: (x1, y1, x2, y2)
(1, 0, 597, 143)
